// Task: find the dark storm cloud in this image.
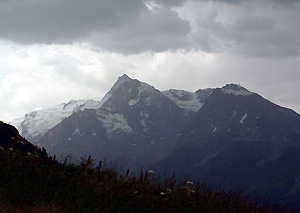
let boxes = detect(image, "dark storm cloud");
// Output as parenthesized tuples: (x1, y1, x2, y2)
(194, 0, 247, 4)
(0, 0, 299, 57)
(153, 0, 187, 7)
(89, 6, 191, 54)
(192, 3, 300, 57)
(0, 0, 146, 43)
(232, 15, 300, 57)
(196, 0, 300, 5)
(0, 0, 191, 54)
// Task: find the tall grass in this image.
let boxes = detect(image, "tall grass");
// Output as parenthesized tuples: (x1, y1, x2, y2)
(0, 149, 293, 212)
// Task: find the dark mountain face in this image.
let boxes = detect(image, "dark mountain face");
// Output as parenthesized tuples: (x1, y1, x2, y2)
(0, 121, 44, 156)
(154, 85, 300, 204)
(39, 74, 188, 169)
(100, 74, 187, 137)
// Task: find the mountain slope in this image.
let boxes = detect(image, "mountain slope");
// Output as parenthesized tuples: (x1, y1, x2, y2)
(38, 74, 188, 168)
(10, 99, 103, 144)
(0, 121, 45, 156)
(154, 84, 300, 204)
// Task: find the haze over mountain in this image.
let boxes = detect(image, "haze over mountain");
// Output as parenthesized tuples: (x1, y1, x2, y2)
(11, 75, 300, 207)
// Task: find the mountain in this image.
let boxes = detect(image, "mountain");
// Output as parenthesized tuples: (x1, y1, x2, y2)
(10, 75, 300, 207)
(154, 83, 300, 204)
(0, 121, 45, 156)
(10, 99, 103, 144)
(36, 74, 188, 169)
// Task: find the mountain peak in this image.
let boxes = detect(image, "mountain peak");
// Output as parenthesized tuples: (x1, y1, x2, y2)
(119, 74, 131, 81)
(221, 83, 253, 96)
(108, 74, 133, 93)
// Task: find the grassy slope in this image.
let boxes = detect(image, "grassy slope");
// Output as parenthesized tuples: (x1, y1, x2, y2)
(0, 150, 292, 212)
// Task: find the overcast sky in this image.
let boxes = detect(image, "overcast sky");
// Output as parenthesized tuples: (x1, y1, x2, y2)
(1, 0, 300, 122)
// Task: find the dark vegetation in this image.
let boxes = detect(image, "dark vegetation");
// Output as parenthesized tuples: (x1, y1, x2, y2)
(0, 149, 293, 212)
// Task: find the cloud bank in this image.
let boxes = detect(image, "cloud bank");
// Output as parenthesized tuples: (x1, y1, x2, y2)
(0, 0, 299, 57)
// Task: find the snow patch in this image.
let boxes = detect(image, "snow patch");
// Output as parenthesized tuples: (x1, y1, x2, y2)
(140, 119, 146, 127)
(221, 84, 253, 96)
(138, 82, 154, 96)
(222, 89, 253, 96)
(99, 94, 112, 106)
(128, 98, 139, 106)
(72, 127, 80, 136)
(146, 97, 151, 105)
(140, 110, 150, 118)
(230, 111, 237, 118)
(240, 113, 248, 124)
(212, 127, 218, 133)
(10, 99, 102, 141)
(97, 111, 133, 134)
(162, 90, 203, 112)
(140, 119, 149, 132)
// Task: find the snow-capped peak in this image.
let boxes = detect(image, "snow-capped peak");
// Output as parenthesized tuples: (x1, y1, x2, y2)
(10, 99, 102, 142)
(63, 99, 102, 111)
(221, 84, 253, 96)
(104, 74, 155, 106)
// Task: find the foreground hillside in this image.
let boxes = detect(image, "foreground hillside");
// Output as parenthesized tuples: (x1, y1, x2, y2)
(0, 121, 45, 156)
(0, 149, 292, 212)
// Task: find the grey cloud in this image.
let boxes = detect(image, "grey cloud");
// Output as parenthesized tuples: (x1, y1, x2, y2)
(235, 16, 274, 33)
(0, 0, 299, 58)
(193, 0, 248, 4)
(153, 0, 187, 7)
(194, 0, 300, 5)
(40, 56, 82, 82)
(262, 0, 300, 6)
(231, 15, 300, 57)
(230, 30, 300, 58)
(38, 53, 106, 89)
(0, 0, 146, 44)
(90, 7, 191, 54)
(0, 0, 191, 54)
(192, 5, 300, 58)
